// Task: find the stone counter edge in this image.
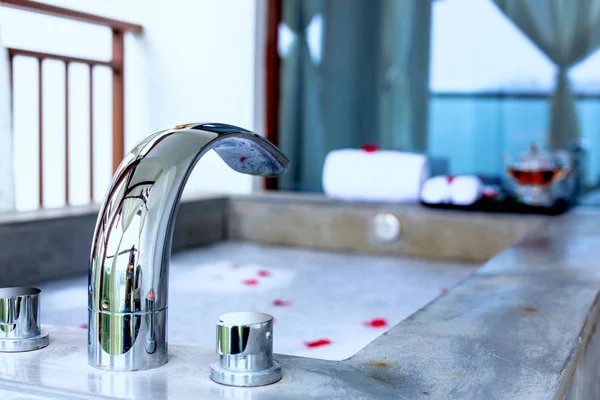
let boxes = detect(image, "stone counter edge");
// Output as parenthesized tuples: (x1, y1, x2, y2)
(0, 195, 227, 286)
(229, 192, 545, 262)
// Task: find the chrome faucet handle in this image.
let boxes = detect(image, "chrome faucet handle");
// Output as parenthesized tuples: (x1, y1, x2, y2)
(210, 312, 282, 387)
(0, 287, 49, 352)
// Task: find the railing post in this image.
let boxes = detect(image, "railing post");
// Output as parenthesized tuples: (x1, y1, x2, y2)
(38, 57, 44, 207)
(89, 65, 94, 203)
(64, 61, 70, 204)
(8, 53, 13, 115)
(111, 29, 124, 173)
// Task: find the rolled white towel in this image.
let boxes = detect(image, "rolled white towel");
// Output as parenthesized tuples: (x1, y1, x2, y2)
(420, 176, 451, 204)
(322, 148, 429, 202)
(448, 175, 483, 206)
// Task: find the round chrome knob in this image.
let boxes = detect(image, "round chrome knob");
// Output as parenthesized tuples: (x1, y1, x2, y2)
(0, 287, 49, 352)
(210, 312, 282, 387)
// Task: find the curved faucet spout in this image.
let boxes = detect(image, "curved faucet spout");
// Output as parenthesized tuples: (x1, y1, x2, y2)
(88, 123, 289, 371)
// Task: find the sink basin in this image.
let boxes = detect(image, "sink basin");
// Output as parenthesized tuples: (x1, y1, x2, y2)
(6, 193, 582, 399)
(36, 241, 476, 361)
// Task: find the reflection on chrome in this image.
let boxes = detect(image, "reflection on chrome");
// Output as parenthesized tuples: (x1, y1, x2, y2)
(88, 123, 289, 371)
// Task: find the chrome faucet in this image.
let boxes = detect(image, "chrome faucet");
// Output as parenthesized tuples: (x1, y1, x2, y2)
(88, 123, 289, 371)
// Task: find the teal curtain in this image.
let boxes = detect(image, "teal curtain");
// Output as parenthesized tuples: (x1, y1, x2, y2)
(279, 0, 325, 192)
(278, 0, 432, 192)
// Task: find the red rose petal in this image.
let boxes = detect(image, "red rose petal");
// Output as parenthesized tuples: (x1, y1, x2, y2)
(240, 156, 247, 162)
(363, 318, 388, 328)
(272, 299, 292, 307)
(304, 338, 332, 348)
(362, 144, 379, 153)
(242, 278, 259, 286)
(446, 175, 456, 184)
(482, 189, 496, 199)
(79, 323, 88, 329)
(257, 270, 270, 277)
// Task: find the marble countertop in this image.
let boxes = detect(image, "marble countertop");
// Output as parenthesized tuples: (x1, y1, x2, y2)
(0, 325, 399, 400)
(0, 197, 598, 399)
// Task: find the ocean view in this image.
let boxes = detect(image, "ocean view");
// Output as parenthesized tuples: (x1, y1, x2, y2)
(429, 97, 600, 186)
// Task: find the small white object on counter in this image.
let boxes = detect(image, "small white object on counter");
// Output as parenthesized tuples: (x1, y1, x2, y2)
(420, 175, 483, 206)
(420, 176, 451, 204)
(449, 175, 483, 206)
(322, 148, 429, 202)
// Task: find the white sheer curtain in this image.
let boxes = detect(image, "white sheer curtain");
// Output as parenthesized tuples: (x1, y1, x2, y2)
(494, 0, 600, 150)
(0, 17, 14, 212)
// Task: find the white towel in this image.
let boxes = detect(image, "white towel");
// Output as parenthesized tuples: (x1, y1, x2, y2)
(420, 175, 483, 206)
(322, 149, 429, 202)
(420, 176, 451, 204)
(449, 175, 482, 206)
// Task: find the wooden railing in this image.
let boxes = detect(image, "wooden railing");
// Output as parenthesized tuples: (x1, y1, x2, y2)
(2, 0, 142, 207)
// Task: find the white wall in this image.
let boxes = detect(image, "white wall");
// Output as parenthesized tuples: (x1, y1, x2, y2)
(1, 0, 259, 210)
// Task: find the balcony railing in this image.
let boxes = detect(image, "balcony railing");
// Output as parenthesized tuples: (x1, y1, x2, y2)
(2, 0, 142, 207)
